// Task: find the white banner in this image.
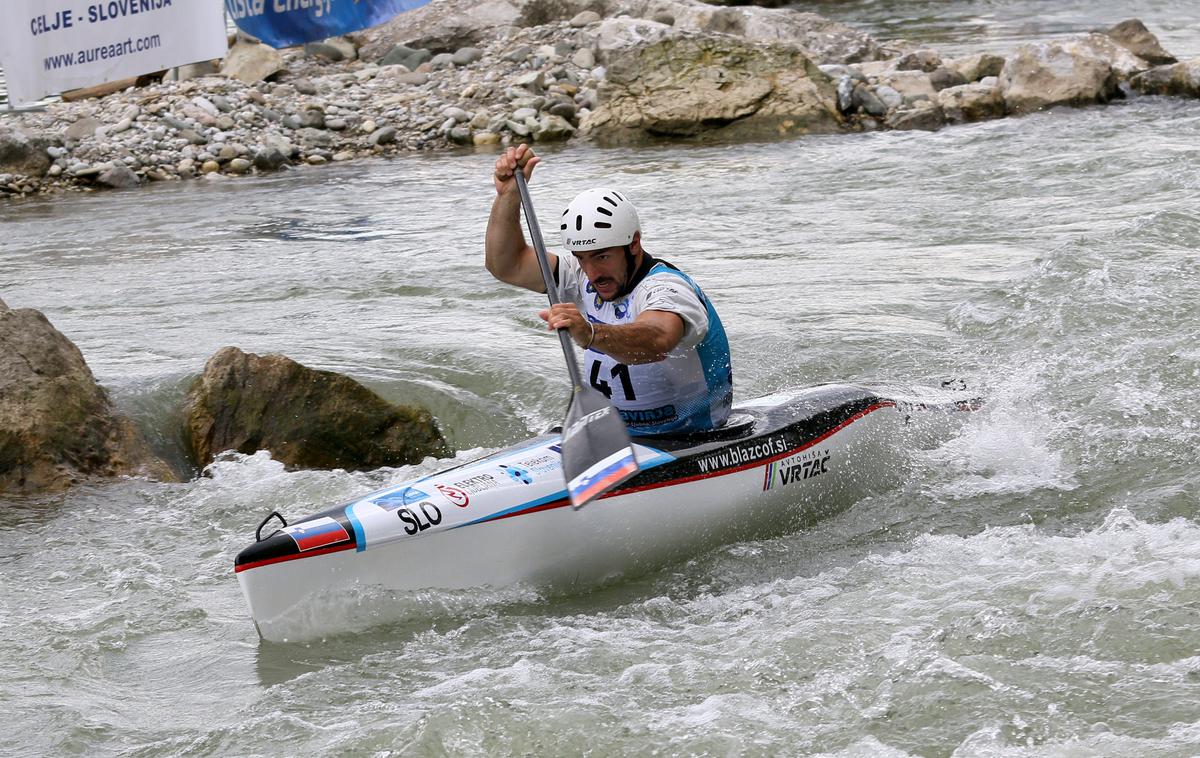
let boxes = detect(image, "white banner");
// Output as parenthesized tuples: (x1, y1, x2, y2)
(0, 0, 228, 105)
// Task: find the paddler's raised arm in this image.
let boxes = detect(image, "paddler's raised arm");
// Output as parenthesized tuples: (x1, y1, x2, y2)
(486, 144, 552, 293)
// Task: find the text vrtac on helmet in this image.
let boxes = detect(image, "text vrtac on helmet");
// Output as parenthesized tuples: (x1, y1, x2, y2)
(561, 188, 640, 252)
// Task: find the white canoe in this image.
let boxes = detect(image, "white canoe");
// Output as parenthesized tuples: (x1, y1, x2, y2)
(235, 383, 977, 641)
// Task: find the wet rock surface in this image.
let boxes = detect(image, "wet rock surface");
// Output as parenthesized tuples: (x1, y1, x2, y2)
(183, 347, 451, 471)
(0, 302, 172, 495)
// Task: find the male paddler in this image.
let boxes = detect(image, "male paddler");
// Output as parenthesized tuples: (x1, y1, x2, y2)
(485, 144, 733, 436)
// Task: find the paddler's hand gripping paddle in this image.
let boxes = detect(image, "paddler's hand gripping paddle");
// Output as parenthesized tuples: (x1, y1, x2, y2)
(512, 169, 640, 508)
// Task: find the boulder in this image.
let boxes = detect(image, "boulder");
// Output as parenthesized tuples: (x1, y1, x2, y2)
(929, 66, 967, 91)
(96, 163, 141, 189)
(0, 304, 171, 494)
(895, 49, 942, 72)
(380, 44, 432, 69)
(884, 101, 943, 131)
(0, 126, 54, 177)
(1000, 40, 1120, 115)
(945, 52, 1005, 83)
(878, 70, 938, 105)
(582, 28, 842, 144)
(183, 347, 450, 471)
(305, 36, 357, 61)
(221, 40, 285, 83)
(620, 1, 885, 64)
(937, 82, 1006, 123)
(360, 0, 524, 56)
(1065, 32, 1151, 78)
(1106, 19, 1176, 66)
(1129, 58, 1200, 97)
(533, 113, 576, 140)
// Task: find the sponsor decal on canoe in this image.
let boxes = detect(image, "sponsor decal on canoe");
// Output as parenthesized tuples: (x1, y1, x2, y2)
(451, 473, 500, 493)
(374, 486, 429, 511)
(283, 516, 350, 551)
(763, 448, 830, 490)
(695, 434, 789, 474)
(435, 484, 470, 507)
(514, 453, 560, 475)
(499, 464, 534, 485)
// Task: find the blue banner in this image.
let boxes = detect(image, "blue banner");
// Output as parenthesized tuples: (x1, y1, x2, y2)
(225, 0, 432, 49)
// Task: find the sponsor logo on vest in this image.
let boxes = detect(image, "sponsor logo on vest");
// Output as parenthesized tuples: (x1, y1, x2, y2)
(620, 404, 676, 425)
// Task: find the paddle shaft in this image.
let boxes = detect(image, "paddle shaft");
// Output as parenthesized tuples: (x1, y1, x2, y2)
(513, 170, 587, 390)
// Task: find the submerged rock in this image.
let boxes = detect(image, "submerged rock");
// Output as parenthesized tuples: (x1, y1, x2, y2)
(183, 347, 450, 471)
(0, 302, 171, 495)
(1130, 58, 1200, 97)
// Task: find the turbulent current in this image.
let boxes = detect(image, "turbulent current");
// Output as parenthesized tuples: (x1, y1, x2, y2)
(3, 5, 1200, 755)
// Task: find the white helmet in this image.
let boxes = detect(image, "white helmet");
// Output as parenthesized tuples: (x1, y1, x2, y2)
(560, 188, 640, 252)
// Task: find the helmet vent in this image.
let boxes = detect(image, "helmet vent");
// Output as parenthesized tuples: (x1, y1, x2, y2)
(560, 223, 567, 230)
(596, 206, 613, 217)
(602, 195, 618, 207)
(595, 222, 612, 228)
(575, 215, 582, 231)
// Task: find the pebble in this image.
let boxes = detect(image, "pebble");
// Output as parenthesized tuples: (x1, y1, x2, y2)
(201, 160, 220, 174)
(192, 96, 219, 117)
(306, 155, 327, 165)
(227, 158, 252, 173)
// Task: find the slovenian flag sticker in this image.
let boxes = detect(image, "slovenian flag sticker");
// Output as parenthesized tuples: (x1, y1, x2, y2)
(284, 516, 351, 552)
(567, 449, 639, 508)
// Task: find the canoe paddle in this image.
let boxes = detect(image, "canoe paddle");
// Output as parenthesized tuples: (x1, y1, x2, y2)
(512, 170, 640, 509)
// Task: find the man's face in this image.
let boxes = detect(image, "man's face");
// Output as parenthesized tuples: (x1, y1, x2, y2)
(573, 246, 628, 302)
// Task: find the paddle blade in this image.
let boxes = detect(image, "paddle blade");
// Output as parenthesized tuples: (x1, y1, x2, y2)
(561, 386, 640, 509)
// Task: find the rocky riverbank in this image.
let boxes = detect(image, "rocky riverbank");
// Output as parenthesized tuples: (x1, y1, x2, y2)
(0, 0, 1197, 199)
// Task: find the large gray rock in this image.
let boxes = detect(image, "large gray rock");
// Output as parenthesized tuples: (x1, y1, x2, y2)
(221, 40, 285, 83)
(0, 305, 171, 494)
(945, 53, 1005, 83)
(0, 126, 53, 177)
(1000, 39, 1120, 115)
(183, 347, 450, 471)
(1129, 58, 1200, 97)
(360, 0, 525, 56)
(96, 163, 140, 189)
(1107, 19, 1176, 66)
(617, 0, 885, 63)
(581, 29, 841, 144)
(938, 82, 1006, 123)
(1066, 32, 1151, 78)
(305, 36, 357, 61)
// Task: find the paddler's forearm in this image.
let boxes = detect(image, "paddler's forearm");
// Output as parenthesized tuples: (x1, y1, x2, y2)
(485, 191, 530, 285)
(587, 321, 677, 365)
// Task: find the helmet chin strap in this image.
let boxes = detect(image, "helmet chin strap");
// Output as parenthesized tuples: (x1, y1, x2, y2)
(615, 244, 636, 299)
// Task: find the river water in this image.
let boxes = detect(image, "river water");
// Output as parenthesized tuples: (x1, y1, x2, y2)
(3, 5, 1200, 756)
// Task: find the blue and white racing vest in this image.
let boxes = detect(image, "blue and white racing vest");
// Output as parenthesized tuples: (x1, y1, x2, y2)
(555, 254, 733, 435)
